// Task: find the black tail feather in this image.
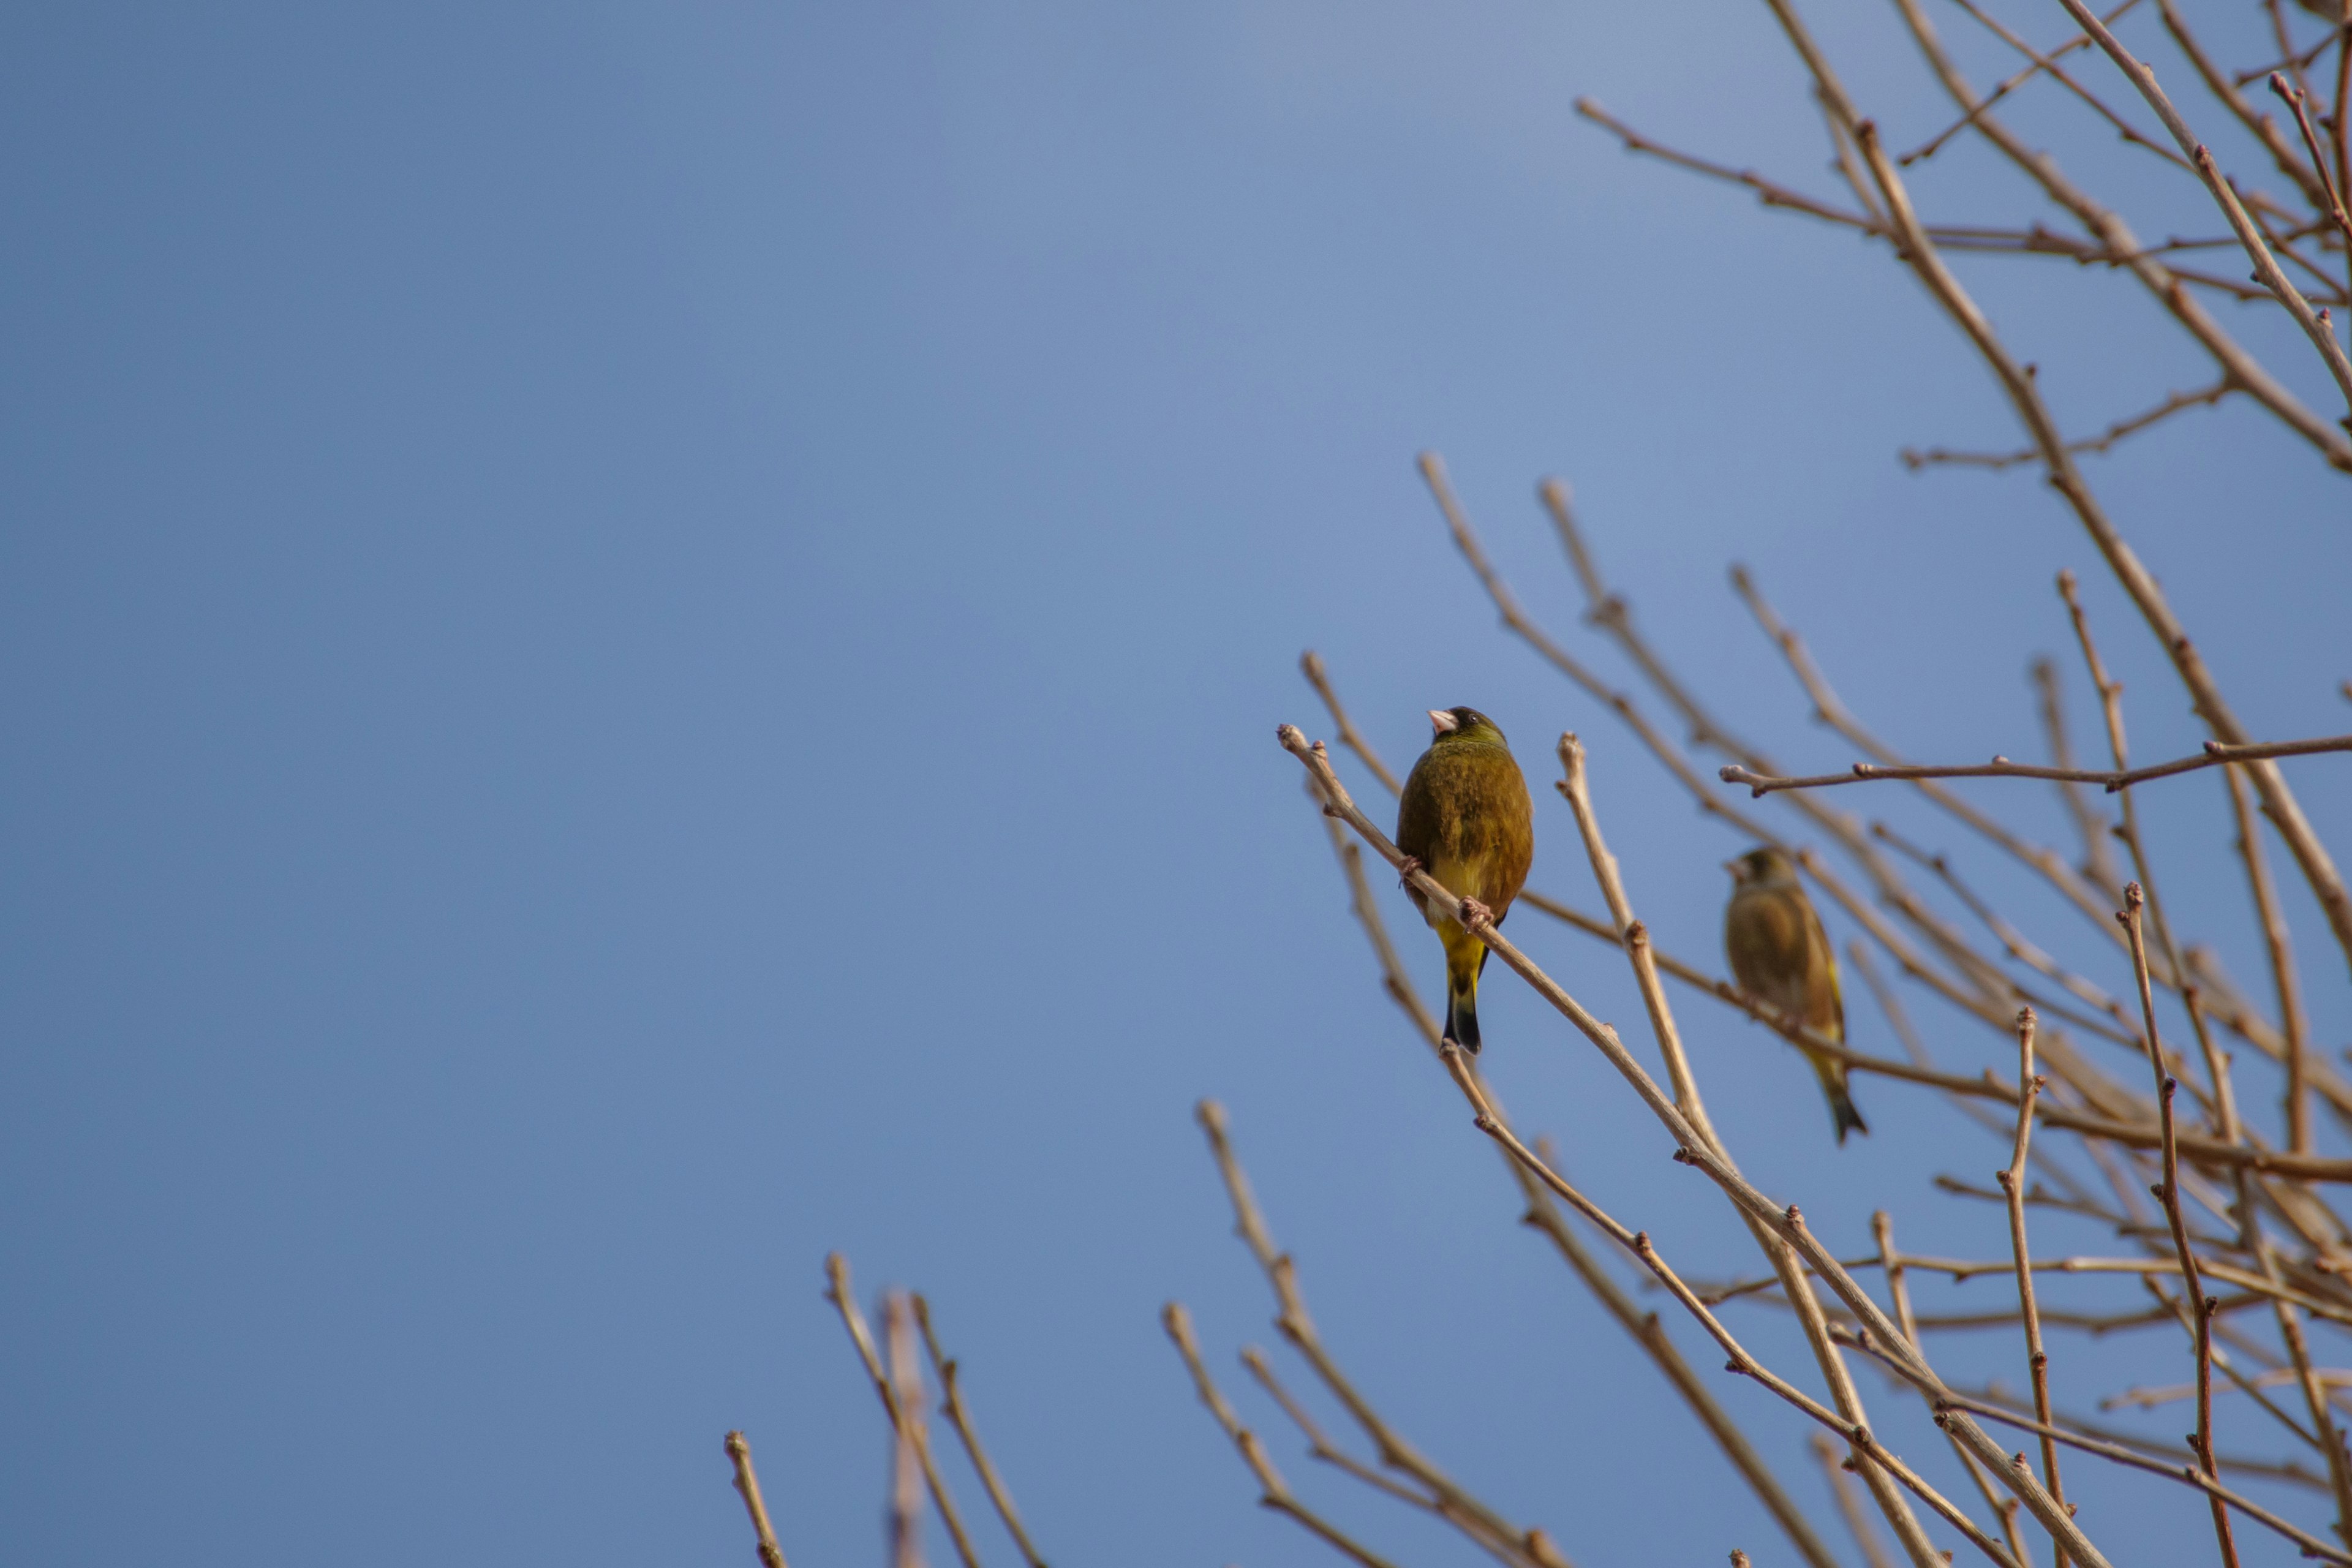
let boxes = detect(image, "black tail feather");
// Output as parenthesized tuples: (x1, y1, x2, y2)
(1446, 978, 1482, 1054)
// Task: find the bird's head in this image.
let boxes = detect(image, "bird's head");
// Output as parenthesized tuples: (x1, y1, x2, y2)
(1427, 706, 1508, 746)
(1726, 846, 1799, 887)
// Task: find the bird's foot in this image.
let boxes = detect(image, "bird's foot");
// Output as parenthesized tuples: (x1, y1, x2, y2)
(1458, 897, 1496, 928)
(1395, 855, 1423, 889)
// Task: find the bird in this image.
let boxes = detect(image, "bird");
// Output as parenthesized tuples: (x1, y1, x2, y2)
(1723, 846, 1866, 1144)
(1395, 706, 1534, 1054)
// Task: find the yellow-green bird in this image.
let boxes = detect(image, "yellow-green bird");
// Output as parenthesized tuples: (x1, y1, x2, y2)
(1396, 706, 1534, 1054)
(1724, 846, 1866, 1144)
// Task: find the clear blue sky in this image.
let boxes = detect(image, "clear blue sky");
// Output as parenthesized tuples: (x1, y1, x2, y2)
(4, 4, 2346, 1565)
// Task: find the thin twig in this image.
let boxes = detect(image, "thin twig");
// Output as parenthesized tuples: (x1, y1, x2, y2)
(1718, 732, 2352, 796)
(887, 1292, 930, 1568)
(1919, 1388, 2351, 1565)
(2056, 0, 2352, 424)
(1162, 1303, 1404, 1568)
(824, 1256, 986, 1568)
(1299, 652, 1401, 796)
(912, 1295, 1049, 1568)
(2031, 657, 2125, 902)
(1194, 1102, 1570, 1568)
(1999, 1009, 2067, 1567)
(1901, 379, 2235, 470)
(2121, 886, 2241, 1568)
(1812, 1432, 1898, 1568)
(725, 1431, 790, 1568)
(2223, 763, 2313, 1155)
(1901, 0, 2141, 163)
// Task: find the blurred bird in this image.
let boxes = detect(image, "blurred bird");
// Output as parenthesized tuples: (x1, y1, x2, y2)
(1724, 846, 1866, 1143)
(1395, 706, 1533, 1054)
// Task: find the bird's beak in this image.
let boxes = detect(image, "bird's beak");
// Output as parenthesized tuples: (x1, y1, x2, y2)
(1722, 859, 1744, 880)
(1427, 709, 1460, 736)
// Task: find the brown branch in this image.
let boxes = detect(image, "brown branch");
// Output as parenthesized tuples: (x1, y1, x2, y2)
(1878, 0, 2352, 470)
(2032, 657, 2126, 902)
(1298, 652, 1400, 797)
(1901, 379, 2236, 470)
(1194, 1102, 1570, 1568)
(1812, 1432, 1898, 1568)
(2120, 887, 2241, 1568)
(1445, 1052, 2024, 1568)
(2158, 0, 2335, 211)
(1574, 97, 1877, 230)
(2270, 74, 2352, 261)
(2057, 0, 2352, 423)
(824, 1256, 986, 1568)
(887, 1293, 930, 1568)
(2223, 764, 2314, 1155)
(1901, 0, 2141, 164)
(1918, 1387, 2352, 1565)
(1999, 1009, 2067, 1566)
(1718, 733, 2352, 796)
(725, 1431, 790, 1568)
(1238, 1349, 1443, 1513)
(1940, 0, 2190, 170)
(1284, 721, 2106, 1567)
(912, 1295, 1049, 1568)
(1729, 564, 2125, 949)
(1948, 1376, 2324, 1491)
(1161, 1302, 1404, 1568)
(1879, 1211, 2034, 1566)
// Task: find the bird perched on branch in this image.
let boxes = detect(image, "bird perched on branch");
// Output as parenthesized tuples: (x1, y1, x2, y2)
(1723, 846, 1866, 1144)
(1396, 706, 1533, 1054)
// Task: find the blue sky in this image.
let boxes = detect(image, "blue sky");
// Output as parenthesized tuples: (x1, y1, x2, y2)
(4, 4, 2348, 1565)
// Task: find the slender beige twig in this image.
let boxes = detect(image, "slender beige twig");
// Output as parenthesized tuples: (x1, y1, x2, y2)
(1194, 1101, 1570, 1568)
(2058, 573, 2244, 1153)
(824, 1256, 985, 1568)
(912, 1295, 1049, 1568)
(1901, 0, 2142, 164)
(1239, 1348, 1442, 1513)
(2223, 764, 2313, 1155)
(1938, 0, 2189, 168)
(1728, 563, 2122, 948)
(2120, 886, 2241, 1568)
(2054, 0, 2352, 439)
(1879, 1211, 2032, 1567)
(1299, 652, 1401, 796)
(1282, 723, 2106, 1567)
(2030, 657, 2125, 903)
(725, 1431, 790, 1568)
(1997, 1009, 2067, 1568)
(1718, 733, 2352, 796)
(1897, 1382, 2352, 1564)
(1901, 378, 2235, 471)
(1162, 1303, 1404, 1568)
(888, 1292, 930, 1568)
(2158, 0, 2333, 211)
(1812, 1431, 1898, 1568)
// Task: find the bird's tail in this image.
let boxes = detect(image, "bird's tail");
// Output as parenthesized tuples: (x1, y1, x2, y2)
(1443, 930, 1489, 1054)
(1812, 1054, 1868, 1144)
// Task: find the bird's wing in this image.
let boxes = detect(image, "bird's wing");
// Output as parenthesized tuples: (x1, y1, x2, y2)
(1803, 896, 1844, 1044)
